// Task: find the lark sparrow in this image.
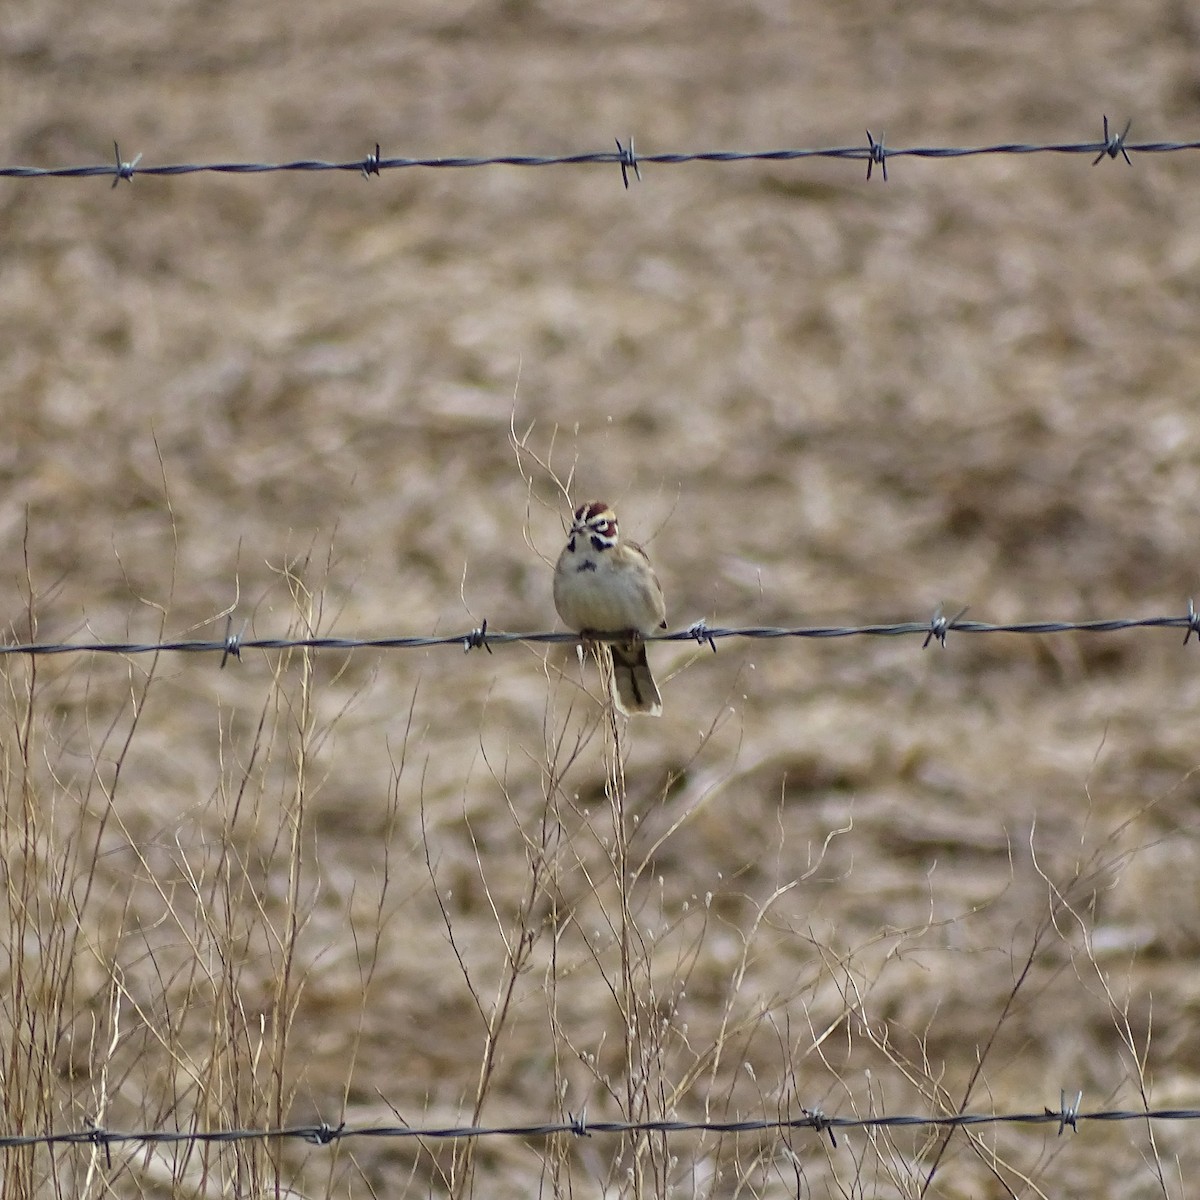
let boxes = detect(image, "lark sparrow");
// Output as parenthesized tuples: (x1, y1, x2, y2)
(553, 501, 667, 717)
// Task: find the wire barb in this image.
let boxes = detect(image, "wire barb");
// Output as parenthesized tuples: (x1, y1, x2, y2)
(219, 614, 245, 669)
(1092, 115, 1133, 166)
(568, 1107, 590, 1137)
(803, 1107, 837, 1148)
(85, 1122, 114, 1169)
(615, 137, 641, 188)
(687, 620, 718, 653)
(361, 142, 382, 179)
(1184, 598, 1200, 645)
(865, 129, 888, 181)
(1049, 1089, 1084, 1135)
(463, 618, 493, 654)
(923, 604, 968, 648)
(304, 1121, 345, 1146)
(110, 141, 142, 188)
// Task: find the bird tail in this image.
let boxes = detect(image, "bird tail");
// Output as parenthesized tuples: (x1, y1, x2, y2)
(608, 640, 662, 717)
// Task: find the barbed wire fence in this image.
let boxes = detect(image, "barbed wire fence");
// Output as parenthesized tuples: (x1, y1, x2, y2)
(4, 605, 1200, 666)
(16, 1094, 1200, 1160)
(6, 114, 1200, 1187)
(0, 117, 1187, 189)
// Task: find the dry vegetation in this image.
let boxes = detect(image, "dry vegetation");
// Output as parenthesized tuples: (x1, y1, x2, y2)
(2, 1, 1200, 1196)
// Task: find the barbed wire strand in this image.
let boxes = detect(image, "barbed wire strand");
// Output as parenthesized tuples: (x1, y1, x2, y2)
(0, 118, 1182, 187)
(13, 1098, 1200, 1156)
(4, 605, 1200, 664)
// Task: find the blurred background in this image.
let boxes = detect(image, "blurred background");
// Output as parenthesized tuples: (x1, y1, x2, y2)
(2, 1, 1200, 1196)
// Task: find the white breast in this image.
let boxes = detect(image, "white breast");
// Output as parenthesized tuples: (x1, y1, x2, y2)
(554, 544, 661, 633)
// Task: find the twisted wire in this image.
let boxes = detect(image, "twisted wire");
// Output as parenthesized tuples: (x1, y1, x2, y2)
(1, 606, 1199, 663)
(11, 1098, 1200, 1155)
(0, 118, 1175, 187)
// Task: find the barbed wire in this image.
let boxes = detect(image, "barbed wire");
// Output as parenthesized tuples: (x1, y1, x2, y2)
(0, 117, 1183, 189)
(4, 604, 1200, 665)
(13, 1094, 1200, 1159)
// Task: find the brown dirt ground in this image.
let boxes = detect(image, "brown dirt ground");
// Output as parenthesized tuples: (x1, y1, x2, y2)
(3, 1, 1200, 1196)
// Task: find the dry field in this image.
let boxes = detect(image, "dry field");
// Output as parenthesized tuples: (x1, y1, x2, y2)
(2, 1, 1200, 1196)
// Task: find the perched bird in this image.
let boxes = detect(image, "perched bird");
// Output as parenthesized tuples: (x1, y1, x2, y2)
(553, 500, 667, 717)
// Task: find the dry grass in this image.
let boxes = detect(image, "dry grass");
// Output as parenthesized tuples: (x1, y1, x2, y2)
(3, 1, 1200, 1196)
(0, 522, 1195, 1198)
